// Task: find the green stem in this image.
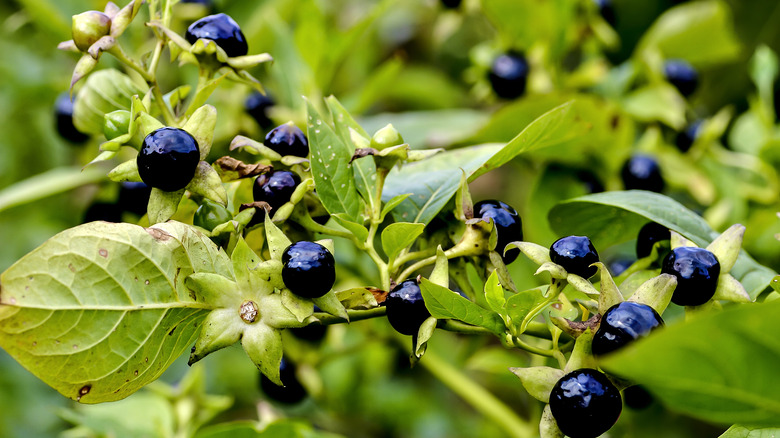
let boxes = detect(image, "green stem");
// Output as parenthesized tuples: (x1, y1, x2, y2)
(398, 339, 533, 438)
(391, 246, 437, 272)
(108, 45, 176, 126)
(294, 209, 359, 241)
(520, 279, 565, 333)
(312, 307, 386, 325)
(397, 242, 477, 283)
(507, 335, 557, 358)
(365, 220, 390, 291)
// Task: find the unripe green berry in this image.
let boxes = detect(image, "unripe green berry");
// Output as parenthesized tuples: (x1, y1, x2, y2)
(72, 11, 112, 52)
(103, 110, 131, 141)
(370, 124, 404, 150)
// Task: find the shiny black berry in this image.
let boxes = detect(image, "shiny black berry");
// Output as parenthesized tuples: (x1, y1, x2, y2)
(185, 13, 248, 58)
(636, 222, 670, 259)
(384, 279, 430, 336)
(623, 385, 653, 410)
(54, 93, 89, 143)
(441, 0, 462, 8)
(592, 302, 663, 356)
(550, 236, 600, 278)
(662, 246, 720, 306)
(252, 170, 301, 221)
(245, 92, 274, 129)
(118, 182, 151, 216)
(259, 359, 307, 404)
(264, 123, 309, 157)
(289, 324, 328, 343)
(137, 127, 200, 192)
(488, 52, 529, 99)
(282, 241, 336, 299)
(550, 368, 622, 438)
(664, 59, 698, 97)
(675, 120, 702, 153)
(621, 154, 664, 192)
(473, 200, 523, 264)
(84, 202, 122, 223)
(594, 0, 616, 26)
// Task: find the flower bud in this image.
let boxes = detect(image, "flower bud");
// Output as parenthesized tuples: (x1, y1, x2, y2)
(370, 124, 404, 150)
(103, 110, 130, 140)
(72, 11, 111, 52)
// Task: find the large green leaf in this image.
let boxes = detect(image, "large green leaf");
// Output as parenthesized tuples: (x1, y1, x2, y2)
(602, 300, 780, 427)
(306, 99, 361, 222)
(419, 279, 505, 335)
(720, 425, 780, 438)
(0, 222, 229, 403)
(548, 191, 776, 298)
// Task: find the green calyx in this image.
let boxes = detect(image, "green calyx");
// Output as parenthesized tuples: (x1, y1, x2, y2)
(370, 124, 405, 150)
(103, 110, 131, 140)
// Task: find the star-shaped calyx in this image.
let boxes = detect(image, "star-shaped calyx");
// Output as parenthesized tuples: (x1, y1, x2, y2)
(185, 214, 347, 384)
(91, 96, 227, 224)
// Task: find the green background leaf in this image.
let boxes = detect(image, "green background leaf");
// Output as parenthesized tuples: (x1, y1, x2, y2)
(419, 279, 505, 335)
(602, 300, 780, 427)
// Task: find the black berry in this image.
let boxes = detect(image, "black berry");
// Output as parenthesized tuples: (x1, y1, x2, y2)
(662, 246, 720, 306)
(608, 258, 633, 276)
(621, 154, 664, 192)
(259, 358, 307, 404)
(550, 236, 600, 278)
(594, 0, 616, 26)
(488, 52, 529, 99)
(54, 92, 89, 143)
(592, 302, 663, 356)
(441, 0, 462, 8)
(252, 170, 301, 221)
(118, 182, 151, 216)
(185, 13, 248, 58)
(245, 92, 274, 129)
(473, 200, 523, 264)
(137, 127, 200, 192)
(289, 324, 327, 343)
(664, 59, 698, 97)
(384, 280, 430, 336)
(282, 241, 336, 299)
(83, 202, 122, 223)
(623, 385, 653, 410)
(636, 222, 670, 259)
(264, 123, 309, 157)
(675, 120, 702, 153)
(549, 369, 622, 438)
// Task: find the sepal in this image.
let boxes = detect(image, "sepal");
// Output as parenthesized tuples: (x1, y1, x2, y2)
(188, 309, 243, 365)
(509, 366, 564, 403)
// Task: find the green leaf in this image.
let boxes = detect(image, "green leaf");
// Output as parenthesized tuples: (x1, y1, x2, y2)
(720, 425, 780, 438)
(470, 101, 594, 181)
(312, 292, 349, 321)
(505, 287, 546, 328)
(0, 222, 222, 403)
(548, 191, 776, 298)
(380, 194, 412, 222)
(148, 188, 185, 225)
(382, 144, 501, 224)
(602, 300, 780, 427)
(484, 270, 506, 316)
(335, 288, 378, 310)
(359, 109, 490, 149)
(621, 84, 686, 129)
(305, 99, 361, 221)
(60, 391, 175, 437)
(429, 246, 449, 288)
(0, 166, 108, 213)
(381, 222, 426, 263)
(330, 214, 369, 243)
(637, 0, 741, 66)
(419, 278, 505, 335)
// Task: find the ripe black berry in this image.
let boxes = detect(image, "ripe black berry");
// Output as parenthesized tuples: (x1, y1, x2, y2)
(282, 241, 336, 299)
(488, 52, 529, 99)
(289, 324, 328, 343)
(662, 246, 720, 306)
(608, 258, 633, 276)
(84, 202, 122, 223)
(664, 59, 698, 97)
(594, 0, 616, 26)
(259, 358, 307, 404)
(675, 120, 702, 153)
(54, 93, 89, 143)
(549, 368, 622, 438)
(550, 236, 600, 278)
(473, 200, 523, 264)
(264, 123, 309, 157)
(384, 280, 430, 336)
(185, 13, 248, 58)
(621, 154, 664, 192)
(623, 385, 653, 410)
(592, 302, 663, 356)
(137, 127, 200, 192)
(252, 170, 301, 221)
(441, 0, 462, 8)
(245, 92, 274, 129)
(636, 222, 670, 259)
(118, 182, 151, 216)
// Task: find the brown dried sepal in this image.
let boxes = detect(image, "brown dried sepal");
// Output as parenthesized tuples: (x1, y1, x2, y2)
(370, 287, 388, 304)
(215, 156, 272, 182)
(350, 148, 378, 163)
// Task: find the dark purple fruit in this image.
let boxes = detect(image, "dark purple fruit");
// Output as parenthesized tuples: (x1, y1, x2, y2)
(675, 120, 702, 153)
(550, 236, 600, 278)
(473, 200, 523, 264)
(549, 368, 622, 438)
(185, 13, 248, 57)
(488, 52, 529, 99)
(118, 182, 151, 216)
(636, 222, 670, 259)
(252, 170, 301, 222)
(289, 324, 327, 343)
(137, 127, 200, 192)
(623, 385, 653, 410)
(259, 359, 307, 404)
(592, 302, 663, 356)
(664, 59, 698, 97)
(245, 92, 274, 129)
(441, 0, 462, 8)
(662, 246, 720, 306)
(384, 279, 430, 336)
(264, 123, 309, 157)
(282, 241, 336, 299)
(54, 92, 89, 143)
(621, 154, 664, 192)
(83, 202, 122, 223)
(594, 0, 616, 26)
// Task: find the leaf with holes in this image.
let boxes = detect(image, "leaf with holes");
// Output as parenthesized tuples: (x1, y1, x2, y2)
(0, 221, 230, 403)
